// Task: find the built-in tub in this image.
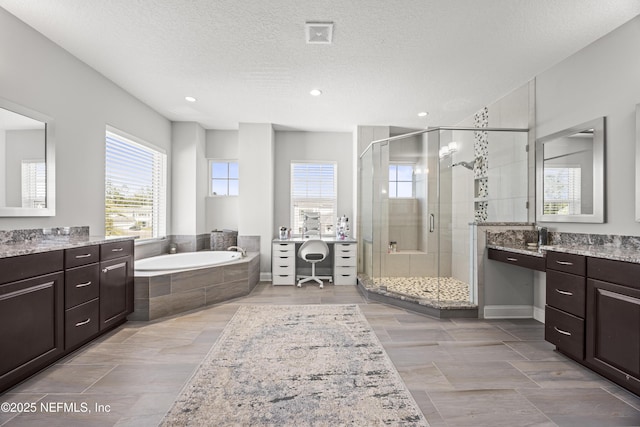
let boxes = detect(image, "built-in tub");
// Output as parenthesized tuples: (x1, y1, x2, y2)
(135, 251, 242, 272)
(131, 251, 260, 321)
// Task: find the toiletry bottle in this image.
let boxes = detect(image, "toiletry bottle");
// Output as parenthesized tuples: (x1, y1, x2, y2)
(537, 226, 548, 246)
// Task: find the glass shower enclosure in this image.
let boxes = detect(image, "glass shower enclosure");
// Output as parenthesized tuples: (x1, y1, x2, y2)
(358, 126, 529, 316)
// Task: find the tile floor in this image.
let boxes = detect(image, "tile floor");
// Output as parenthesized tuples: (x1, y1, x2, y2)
(1, 283, 639, 426)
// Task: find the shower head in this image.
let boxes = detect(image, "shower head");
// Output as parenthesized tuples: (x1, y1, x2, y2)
(451, 160, 475, 170)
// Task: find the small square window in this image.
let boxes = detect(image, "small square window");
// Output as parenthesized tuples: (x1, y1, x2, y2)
(210, 161, 239, 196)
(388, 163, 415, 198)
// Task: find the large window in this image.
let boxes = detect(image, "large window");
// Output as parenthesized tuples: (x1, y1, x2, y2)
(291, 162, 336, 235)
(543, 166, 582, 215)
(389, 163, 414, 198)
(21, 160, 46, 208)
(105, 129, 167, 239)
(209, 160, 238, 196)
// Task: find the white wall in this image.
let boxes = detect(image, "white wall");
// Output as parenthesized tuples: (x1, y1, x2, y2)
(0, 8, 172, 233)
(205, 130, 239, 231)
(273, 131, 354, 233)
(238, 123, 274, 276)
(171, 122, 207, 235)
(536, 15, 640, 235)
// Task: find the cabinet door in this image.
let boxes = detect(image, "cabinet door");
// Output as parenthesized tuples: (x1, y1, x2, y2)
(100, 257, 133, 331)
(586, 278, 640, 395)
(0, 272, 64, 392)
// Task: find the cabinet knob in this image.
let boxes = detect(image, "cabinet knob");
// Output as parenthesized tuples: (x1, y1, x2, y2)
(75, 318, 91, 327)
(102, 268, 109, 273)
(553, 326, 572, 336)
(75, 254, 92, 259)
(555, 289, 573, 296)
(555, 260, 574, 266)
(76, 281, 92, 288)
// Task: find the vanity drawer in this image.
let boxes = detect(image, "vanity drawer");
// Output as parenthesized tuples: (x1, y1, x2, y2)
(487, 248, 545, 271)
(334, 266, 356, 285)
(272, 263, 295, 276)
(65, 298, 100, 350)
(546, 270, 585, 318)
(0, 250, 63, 285)
(65, 245, 99, 269)
(65, 264, 100, 309)
(545, 305, 585, 361)
(273, 243, 295, 255)
(334, 243, 356, 256)
(587, 257, 640, 290)
(546, 251, 586, 276)
(334, 255, 357, 267)
(272, 274, 295, 286)
(100, 240, 133, 262)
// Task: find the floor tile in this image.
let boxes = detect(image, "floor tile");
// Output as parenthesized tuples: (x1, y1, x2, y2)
(434, 360, 540, 390)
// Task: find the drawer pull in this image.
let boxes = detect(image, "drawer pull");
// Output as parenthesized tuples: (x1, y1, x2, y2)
(506, 257, 518, 262)
(75, 254, 93, 259)
(76, 281, 92, 288)
(111, 247, 124, 252)
(554, 326, 572, 336)
(555, 289, 573, 296)
(555, 260, 574, 266)
(75, 318, 91, 327)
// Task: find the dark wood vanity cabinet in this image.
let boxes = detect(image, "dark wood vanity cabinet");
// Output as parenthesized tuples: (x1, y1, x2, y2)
(0, 239, 134, 393)
(544, 252, 586, 361)
(586, 257, 640, 395)
(0, 251, 65, 392)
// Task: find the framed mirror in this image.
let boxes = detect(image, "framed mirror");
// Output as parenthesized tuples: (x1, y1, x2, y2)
(0, 98, 55, 216)
(536, 117, 605, 223)
(636, 104, 640, 222)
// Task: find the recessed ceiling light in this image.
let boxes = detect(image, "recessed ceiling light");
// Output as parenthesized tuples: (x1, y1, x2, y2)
(310, 89, 322, 96)
(418, 111, 428, 117)
(185, 96, 196, 102)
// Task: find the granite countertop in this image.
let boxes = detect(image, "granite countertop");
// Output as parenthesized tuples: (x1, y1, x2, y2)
(0, 235, 136, 259)
(488, 242, 640, 264)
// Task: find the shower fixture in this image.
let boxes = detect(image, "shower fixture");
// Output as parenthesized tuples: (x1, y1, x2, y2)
(451, 160, 475, 170)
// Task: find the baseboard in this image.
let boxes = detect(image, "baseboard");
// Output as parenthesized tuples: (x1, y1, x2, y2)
(261, 272, 272, 282)
(533, 306, 545, 323)
(483, 305, 533, 319)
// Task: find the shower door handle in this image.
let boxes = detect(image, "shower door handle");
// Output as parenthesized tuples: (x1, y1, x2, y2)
(429, 214, 435, 232)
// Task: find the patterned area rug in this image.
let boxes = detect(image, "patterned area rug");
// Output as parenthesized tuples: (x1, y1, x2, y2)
(161, 304, 428, 426)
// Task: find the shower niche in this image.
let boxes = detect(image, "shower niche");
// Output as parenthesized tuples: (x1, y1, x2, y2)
(358, 126, 529, 317)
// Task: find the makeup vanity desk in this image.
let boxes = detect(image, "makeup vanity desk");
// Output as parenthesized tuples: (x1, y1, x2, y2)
(271, 237, 357, 285)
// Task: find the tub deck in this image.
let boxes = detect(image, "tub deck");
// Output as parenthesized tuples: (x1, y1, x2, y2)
(130, 252, 260, 321)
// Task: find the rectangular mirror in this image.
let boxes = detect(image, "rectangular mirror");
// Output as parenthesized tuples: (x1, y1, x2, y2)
(636, 104, 640, 222)
(536, 117, 605, 223)
(0, 99, 55, 216)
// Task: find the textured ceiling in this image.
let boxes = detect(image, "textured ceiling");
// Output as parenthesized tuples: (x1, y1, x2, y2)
(1, 0, 639, 131)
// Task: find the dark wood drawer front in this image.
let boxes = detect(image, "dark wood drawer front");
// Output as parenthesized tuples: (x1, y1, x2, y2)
(65, 264, 100, 309)
(100, 240, 133, 261)
(487, 248, 545, 271)
(545, 305, 585, 361)
(546, 270, 586, 318)
(65, 245, 99, 269)
(546, 251, 586, 276)
(588, 257, 640, 290)
(0, 251, 63, 285)
(65, 298, 100, 350)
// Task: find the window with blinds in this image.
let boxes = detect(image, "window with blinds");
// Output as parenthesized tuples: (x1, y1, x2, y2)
(543, 167, 582, 215)
(291, 162, 336, 236)
(105, 130, 167, 239)
(21, 160, 46, 208)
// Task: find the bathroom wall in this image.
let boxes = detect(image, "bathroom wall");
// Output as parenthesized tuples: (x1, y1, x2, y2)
(273, 131, 354, 234)
(205, 129, 239, 231)
(536, 15, 640, 235)
(0, 8, 172, 233)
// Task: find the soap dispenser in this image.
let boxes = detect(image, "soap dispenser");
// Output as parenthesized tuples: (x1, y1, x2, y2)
(537, 226, 548, 246)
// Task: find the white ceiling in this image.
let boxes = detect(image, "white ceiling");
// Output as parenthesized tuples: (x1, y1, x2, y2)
(1, 1, 639, 132)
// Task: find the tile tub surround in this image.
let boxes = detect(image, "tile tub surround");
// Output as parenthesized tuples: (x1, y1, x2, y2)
(0, 226, 136, 258)
(131, 252, 260, 321)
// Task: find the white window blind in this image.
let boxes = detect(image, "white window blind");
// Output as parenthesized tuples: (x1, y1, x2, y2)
(105, 130, 167, 239)
(543, 167, 582, 215)
(291, 162, 336, 235)
(21, 160, 46, 208)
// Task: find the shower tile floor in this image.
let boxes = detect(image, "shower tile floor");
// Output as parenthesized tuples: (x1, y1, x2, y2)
(371, 276, 473, 307)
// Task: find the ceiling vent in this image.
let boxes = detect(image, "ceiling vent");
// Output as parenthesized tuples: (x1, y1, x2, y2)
(305, 22, 334, 44)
